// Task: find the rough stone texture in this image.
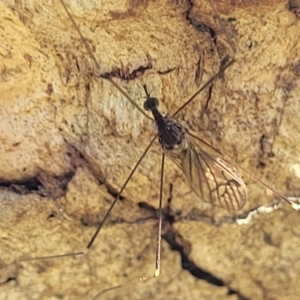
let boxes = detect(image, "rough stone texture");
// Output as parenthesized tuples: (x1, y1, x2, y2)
(0, 0, 300, 299)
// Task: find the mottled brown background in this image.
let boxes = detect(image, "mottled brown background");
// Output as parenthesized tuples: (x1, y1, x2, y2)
(0, 0, 300, 299)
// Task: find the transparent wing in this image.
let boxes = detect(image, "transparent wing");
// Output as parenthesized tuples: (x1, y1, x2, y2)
(167, 134, 247, 211)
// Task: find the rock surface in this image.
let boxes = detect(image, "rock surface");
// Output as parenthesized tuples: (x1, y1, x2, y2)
(0, 0, 300, 299)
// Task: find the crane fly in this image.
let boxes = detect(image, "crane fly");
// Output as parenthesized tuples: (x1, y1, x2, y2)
(16, 0, 300, 299)
(142, 84, 246, 211)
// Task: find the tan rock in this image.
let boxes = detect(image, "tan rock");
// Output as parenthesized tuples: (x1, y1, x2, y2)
(0, 0, 299, 299)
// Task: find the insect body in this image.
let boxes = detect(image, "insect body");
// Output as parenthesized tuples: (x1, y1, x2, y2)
(143, 85, 247, 211)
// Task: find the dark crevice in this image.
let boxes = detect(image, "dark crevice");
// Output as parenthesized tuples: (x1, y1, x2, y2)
(74, 54, 81, 72)
(157, 67, 176, 75)
(219, 54, 231, 74)
(64, 142, 121, 201)
(0, 171, 75, 197)
(185, 0, 232, 122)
(54, 171, 75, 191)
(195, 57, 202, 84)
(185, 0, 236, 67)
(0, 178, 40, 190)
(291, 59, 300, 76)
(0, 262, 19, 285)
(138, 200, 248, 299)
(256, 134, 275, 169)
(138, 201, 157, 213)
(185, 0, 217, 47)
(105, 184, 125, 201)
(3, 277, 17, 284)
(0, 143, 89, 198)
(0, 178, 41, 193)
(288, 0, 300, 19)
(203, 83, 213, 113)
(102, 62, 152, 81)
(162, 227, 247, 299)
(47, 213, 57, 219)
(167, 231, 248, 298)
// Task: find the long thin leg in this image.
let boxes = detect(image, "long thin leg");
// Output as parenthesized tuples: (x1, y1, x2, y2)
(171, 59, 234, 117)
(155, 152, 165, 277)
(186, 129, 300, 211)
(91, 154, 166, 300)
(59, 0, 151, 120)
(20, 134, 157, 262)
(87, 135, 157, 250)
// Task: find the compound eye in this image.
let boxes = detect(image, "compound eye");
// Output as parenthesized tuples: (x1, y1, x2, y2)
(144, 97, 159, 111)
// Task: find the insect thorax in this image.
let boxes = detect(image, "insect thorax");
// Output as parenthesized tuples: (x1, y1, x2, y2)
(157, 117, 186, 153)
